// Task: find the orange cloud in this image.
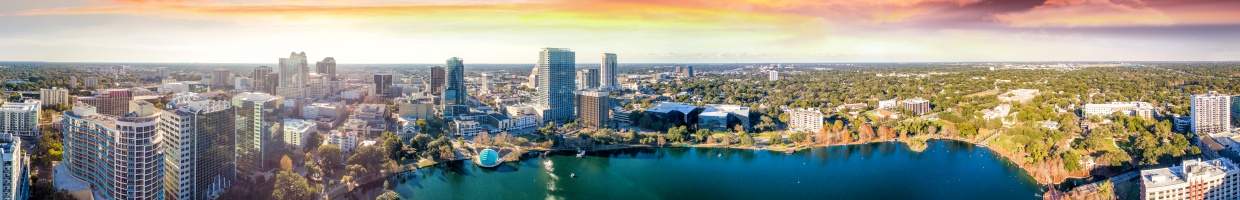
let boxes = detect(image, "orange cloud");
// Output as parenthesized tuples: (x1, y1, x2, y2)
(996, 0, 1240, 27)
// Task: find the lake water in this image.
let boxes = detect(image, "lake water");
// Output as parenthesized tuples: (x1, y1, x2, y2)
(393, 140, 1042, 199)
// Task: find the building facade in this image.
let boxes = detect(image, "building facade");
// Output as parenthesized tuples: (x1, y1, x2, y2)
(79, 89, 133, 116)
(0, 134, 27, 200)
(535, 48, 577, 124)
(1140, 158, 1239, 200)
(1192, 92, 1232, 136)
(315, 57, 337, 81)
(429, 66, 445, 95)
(373, 73, 394, 98)
(0, 100, 39, 145)
(442, 57, 468, 116)
(786, 108, 823, 133)
(211, 70, 232, 88)
(577, 68, 599, 90)
(902, 98, 932, 115)
(160, 93, 235, 200)
(1082, 102, 1155, 118)
(39, 87, 70, 106)
(62, 101, 164, 200)
(232, 92, 280, 175)
(600, 53, 618, 90)
(576, 90, 609, 129)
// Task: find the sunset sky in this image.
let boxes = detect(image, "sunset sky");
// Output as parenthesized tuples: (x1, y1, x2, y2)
(2, 0, 1239, 63)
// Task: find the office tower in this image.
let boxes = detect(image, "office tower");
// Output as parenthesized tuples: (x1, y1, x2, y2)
(0, 133, 26, 200)
(0, 100, 39, 145)
(786, 108, 823, 133)
(373, 73, 394, 97)
(316, 57, 337, 81)
(768, 70, 779, 81)
(232, 92, 280, 175)
(601, 53, 618, 90)
(278, 52, 308, 98)
(234, 77, 252, 91)
(278, 52, 308, 87)
(84, 77, 99, 88)
(442, 57, 468, 116)
(62, 101, 164, 200)
(1192, 91, 1232, 135)
(676, 66, 694, 78)
(252, 66, 277, 94)
(211, 69, 232, 87)
(429, 66, 445, 95)
(160, 93, 235, 200)
(535, 48, 577, 124)
(577, 68, 599, 90)
(576, 90, 610, 128)
(80, 89, 133, 116)
(39, 87, 69, 106)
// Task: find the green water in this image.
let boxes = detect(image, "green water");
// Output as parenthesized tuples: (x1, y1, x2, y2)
(394, 140, 1042, 199)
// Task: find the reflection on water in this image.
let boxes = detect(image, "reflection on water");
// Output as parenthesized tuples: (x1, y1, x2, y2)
(391, 140, 1042, 200)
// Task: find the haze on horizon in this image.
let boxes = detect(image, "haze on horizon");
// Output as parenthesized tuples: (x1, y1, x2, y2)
(2, 0, 1240, 63)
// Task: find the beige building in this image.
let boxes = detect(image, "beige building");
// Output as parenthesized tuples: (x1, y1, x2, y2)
(786, 108, 823, 133)
(1141, 158, 1240, 200)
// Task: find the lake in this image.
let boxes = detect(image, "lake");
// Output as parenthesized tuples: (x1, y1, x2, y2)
(393, 140, 1043, 199)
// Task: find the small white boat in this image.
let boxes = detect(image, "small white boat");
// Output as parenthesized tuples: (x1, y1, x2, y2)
(576, 150, 586, 158)
(570, 173, 576, 178)
(543, 160, 554, 172)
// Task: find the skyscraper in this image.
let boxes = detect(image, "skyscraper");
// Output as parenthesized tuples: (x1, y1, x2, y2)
(600, 53, 618, 90)
(278, 52, 308, 98)
(577, 68, 599, 90)
(1192, 91, 1231, 135)
(429, 66, 445, 95)
(786, 108, 823, 133)
(160, 93, 235, 200)
(0, 133, 27, 200)
(442, 57, 468, 116)
(373, 73, 394, 97)
(576, 90, 610, 128)
(535, 48, 576, 124)
(232, 92, 280, 175)
(316, 57, 337, 81)
(62, 100, 164, 200)
(0, 100, 39, 145)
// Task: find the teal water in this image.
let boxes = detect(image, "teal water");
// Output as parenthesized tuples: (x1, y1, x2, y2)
(393, 140, 1042, 200)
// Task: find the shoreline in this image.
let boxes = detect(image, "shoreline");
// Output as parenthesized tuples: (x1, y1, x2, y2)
(409, 134, 1071, 187)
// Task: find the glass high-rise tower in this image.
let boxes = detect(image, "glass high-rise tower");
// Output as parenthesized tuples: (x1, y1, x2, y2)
(442, 57, 469, 117)
(601, 53, 617, 90)
(535, 48, 576, 124)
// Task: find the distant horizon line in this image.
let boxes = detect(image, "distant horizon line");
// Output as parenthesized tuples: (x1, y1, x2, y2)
(2, 60, 1238, 66)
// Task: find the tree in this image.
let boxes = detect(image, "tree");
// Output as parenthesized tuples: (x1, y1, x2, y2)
(693, 129, 711, 143)
(317, 144, 344, 175)
(279, 154, 294, 171)
(272, 170, 317, 200)
(666, 126, 687, 143)
(377, 190, 400, 200)
(348, 145, 388, 177)
(738, 132, 754, 146)
(381, 131, 402, 161)
(1062, 151, 1082, 172)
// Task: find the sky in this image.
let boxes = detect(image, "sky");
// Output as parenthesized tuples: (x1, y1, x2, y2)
(1, 0, 1239, 63)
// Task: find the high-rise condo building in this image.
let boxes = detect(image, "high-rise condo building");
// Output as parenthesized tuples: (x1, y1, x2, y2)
(373, 73, 394, 97)
(0, 133, 27, 200)
(316, 57, 337, 81)
(1140, 158, 1239, 200)
(1192, 91, 1231, 135)
(535, 48, 577, 124)
(576, 90, 610, 128)
(526, 66, 540, 89)
(232, 92, 280, 175)
(786, 108, 823, 133)
(429, 66, 445, 95)
(160, 93, 235, 200)
(79, 89, 133, 116)
(252, 66, 277, 94)
(600, 53, 618, 90)
(39, 87, 69, 106)
(62, 100, 164, 200)
(442, 57, 469, 117)
(577, 68, 599, 90)
(0, 100, 39, 146)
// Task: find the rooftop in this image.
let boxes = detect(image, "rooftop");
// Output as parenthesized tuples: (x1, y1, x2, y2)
(1141, 158, 1238, 189)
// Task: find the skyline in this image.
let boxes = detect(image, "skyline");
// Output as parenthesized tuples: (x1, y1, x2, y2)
(2, 0, 1240, 63)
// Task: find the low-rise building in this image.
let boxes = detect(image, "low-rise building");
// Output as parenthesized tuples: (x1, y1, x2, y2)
(1083, 101, 1155, 118)
(452, 120, 486, 137)
(877, 98, 899, 110)
(1140, 158, 1240, 200)
(326, 130, 359, 153)
(283, 119, 315, 147)
(902, 98, 931, 115)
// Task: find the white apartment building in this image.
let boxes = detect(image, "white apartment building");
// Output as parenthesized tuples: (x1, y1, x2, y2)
(39, 87, 69, 106)
(786, 108, 823, 133)
(0, 100, 39, 144)
(1192, 92, 1231, 136)
(1082, 101, 1154, 118)
(283, 119, 315, 147)
(1141, 158, 1240, 200)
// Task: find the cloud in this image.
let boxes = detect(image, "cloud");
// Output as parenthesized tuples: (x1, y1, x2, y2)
(996, 0, 1240, 27)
